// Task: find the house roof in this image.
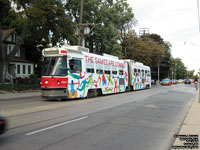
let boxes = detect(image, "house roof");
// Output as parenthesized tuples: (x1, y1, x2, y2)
(11, 57, 34, 64)
(0, 28, 16, 41)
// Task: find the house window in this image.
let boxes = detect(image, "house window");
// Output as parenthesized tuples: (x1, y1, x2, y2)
(11, 33, 16, 42)
(15, 50, 20, 57)
(7, 45, 12, 55)
(23, 65, 26, 74)
(7, 45, 20, 57)
(28, 65, 31, 74)
(17, 65, 20, 74)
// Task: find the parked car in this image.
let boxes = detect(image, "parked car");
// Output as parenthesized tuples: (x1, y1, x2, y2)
(185, 79, 191, 84)
(190, 79, 194, 83)
(160, 78, 172, 86)
(171, 79, 177, 84)
(177, 79, 184, 83)
(0, 113, 6, 135)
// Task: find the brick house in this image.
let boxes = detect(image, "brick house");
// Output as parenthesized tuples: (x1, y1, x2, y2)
(1, 28, 34, 80)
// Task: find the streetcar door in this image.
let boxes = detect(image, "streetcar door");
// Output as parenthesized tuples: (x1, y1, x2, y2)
(68, 58, 83, 98)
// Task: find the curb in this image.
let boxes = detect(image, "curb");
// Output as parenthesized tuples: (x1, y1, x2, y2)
(170, 94, 200, 150)
(0, 95, 41, 101)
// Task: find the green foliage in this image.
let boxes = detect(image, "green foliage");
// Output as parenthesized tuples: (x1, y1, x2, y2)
(1, 0, 74, 47)
(1, 0, 134, 58)
(1, 0, 185, 83)
(187, 70, 195, 79)
(1, 0, 75, 75)
(169, 58, 187, 79)
(123, 33, 172, 80)
(65, 0, 134, 57)
(0, 0, 23, 30)
(124, 33, 166, 66)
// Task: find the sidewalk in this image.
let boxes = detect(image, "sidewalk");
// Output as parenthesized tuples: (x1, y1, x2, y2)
(0, 90, 41, 101)
(171, 98, 200, 150)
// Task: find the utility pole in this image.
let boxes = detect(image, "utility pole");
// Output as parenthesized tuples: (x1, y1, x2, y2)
(157, 61, 160, 84)
(174, 61, 176, 80)
(80, 0, 83, 25)
(78, 0, 84, 46)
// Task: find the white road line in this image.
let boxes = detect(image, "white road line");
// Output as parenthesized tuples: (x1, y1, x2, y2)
(135, 98, 147, 103)
(26, 116, 88, 136)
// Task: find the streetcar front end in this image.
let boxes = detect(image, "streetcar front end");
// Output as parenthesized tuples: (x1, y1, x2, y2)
(41, 48, 69, 99)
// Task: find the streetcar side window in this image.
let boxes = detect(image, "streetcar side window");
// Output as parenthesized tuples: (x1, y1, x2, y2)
(147, 70, 151, 76)
(86, 68, 94, 73)
(112, 71, 117, 75)
(105, 70, 111, 74)
(119, 70, 124, 75)
(134, 68, 137, 74)
(142, 69, 144, 75)
(96, 69, 103, 74)
(69, 59, 82, 73)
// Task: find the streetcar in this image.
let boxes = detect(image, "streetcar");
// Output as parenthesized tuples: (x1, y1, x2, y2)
(41, 46, 151, 99)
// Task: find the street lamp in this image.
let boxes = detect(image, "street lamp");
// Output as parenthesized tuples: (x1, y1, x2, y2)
(75, 23, 102, 47)
(76, 0, 102, 47)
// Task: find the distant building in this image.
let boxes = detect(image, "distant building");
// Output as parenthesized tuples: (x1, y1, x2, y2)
(1, 28, 34, 80)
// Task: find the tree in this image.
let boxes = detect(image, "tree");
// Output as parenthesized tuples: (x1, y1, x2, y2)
(0, 0, 28, 83)
(187, 70, 195, 79)
(123, 33, 172, 80)
(65, 0, 134, 58)
(169, 58, 187, 79)
(0, 0, 74, 83)
(142, 34, 171, 80)
(123, 33, 166, 67)
(123, 33, 152, 65)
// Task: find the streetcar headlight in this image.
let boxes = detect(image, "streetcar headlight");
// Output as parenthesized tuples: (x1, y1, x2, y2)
(57, 81, 61, 85)
(45, 80, 48, 84)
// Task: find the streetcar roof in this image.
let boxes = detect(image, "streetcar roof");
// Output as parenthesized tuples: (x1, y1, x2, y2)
(42, 45, 150, 69)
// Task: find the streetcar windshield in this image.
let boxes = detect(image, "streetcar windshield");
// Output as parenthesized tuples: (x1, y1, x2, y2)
(42, 56, 67, 76)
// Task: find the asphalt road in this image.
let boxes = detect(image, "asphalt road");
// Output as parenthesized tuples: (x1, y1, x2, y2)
(0, 84, 197, 150)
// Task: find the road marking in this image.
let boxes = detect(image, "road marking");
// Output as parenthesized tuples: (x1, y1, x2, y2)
(135, 98, 147, 103)
(26, 116, 88, 136)
(145, 104, 157, 108)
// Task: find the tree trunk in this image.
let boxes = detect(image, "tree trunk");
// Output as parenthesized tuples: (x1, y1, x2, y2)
(0, 62, 7, 83)
(0, 30, 6, 83)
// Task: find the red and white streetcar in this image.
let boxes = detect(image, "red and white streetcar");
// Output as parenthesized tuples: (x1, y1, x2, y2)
(41, 46, 151, 99)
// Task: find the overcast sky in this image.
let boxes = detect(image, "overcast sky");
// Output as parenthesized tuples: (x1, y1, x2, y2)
(127, 0, 200, 74)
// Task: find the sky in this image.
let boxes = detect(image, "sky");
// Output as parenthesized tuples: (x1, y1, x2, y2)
(127, 0, 200, 74)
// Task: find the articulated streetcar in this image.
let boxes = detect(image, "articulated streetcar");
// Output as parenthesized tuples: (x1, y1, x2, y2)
(41, 46, 151, 99)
